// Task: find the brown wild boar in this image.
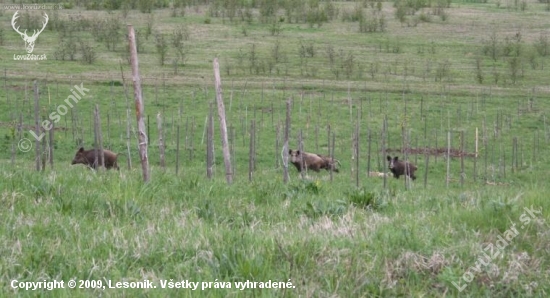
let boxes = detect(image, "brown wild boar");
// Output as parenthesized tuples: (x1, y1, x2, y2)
(71, 147, 119, 170)
(387, 155, 417, 180)
(289, 149, 340, 173)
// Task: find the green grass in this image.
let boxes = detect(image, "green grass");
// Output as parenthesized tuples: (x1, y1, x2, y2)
(1, 1, 550, 297)
(1, 165, 548, 297)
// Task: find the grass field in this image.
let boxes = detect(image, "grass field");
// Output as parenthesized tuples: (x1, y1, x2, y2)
(1, 0, 550, 297)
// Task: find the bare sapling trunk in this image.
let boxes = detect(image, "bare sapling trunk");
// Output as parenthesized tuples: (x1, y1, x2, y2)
(128, 25, 150, 182)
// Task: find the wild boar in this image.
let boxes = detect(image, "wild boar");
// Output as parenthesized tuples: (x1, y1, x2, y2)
(387, 155, 417, 180)
(289, 149, 340, 173)
(71, 147, 119, 170)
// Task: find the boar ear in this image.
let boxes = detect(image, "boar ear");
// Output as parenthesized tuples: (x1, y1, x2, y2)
(386, 155, 392, 161)
(296, 150, 301, 155)
(288, 149, 293, 154)
(78, 147, 85, 152)
(394, 156, 399, 161)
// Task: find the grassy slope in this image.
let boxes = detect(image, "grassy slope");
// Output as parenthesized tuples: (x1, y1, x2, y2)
(1, 1, 550, 297)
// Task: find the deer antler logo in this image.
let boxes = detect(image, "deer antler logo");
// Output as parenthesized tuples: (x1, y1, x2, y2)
(11, 11, 49, 54)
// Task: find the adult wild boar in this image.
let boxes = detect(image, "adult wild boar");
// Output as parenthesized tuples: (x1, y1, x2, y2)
(387, 155, 417, 180)
(289, 149, 340, 173)
(71, 147, 119, 170)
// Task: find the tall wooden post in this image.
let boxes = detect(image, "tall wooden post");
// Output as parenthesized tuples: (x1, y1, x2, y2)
(128, 25, 150, 182)
(213, 58, 233, 184)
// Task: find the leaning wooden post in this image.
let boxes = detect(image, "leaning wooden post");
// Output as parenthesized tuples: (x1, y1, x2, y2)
(128, 25, 150, 183)
(213, 58, 233, 184)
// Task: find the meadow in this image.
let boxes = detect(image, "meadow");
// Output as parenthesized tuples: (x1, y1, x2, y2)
(1, 0, 550, 297)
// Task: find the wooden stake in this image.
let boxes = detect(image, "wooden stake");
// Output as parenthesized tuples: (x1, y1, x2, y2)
(176, 125, 180, 175)
(249, 120, 255, 182)
(157, 112, 165, 169)
(460, 130, 465, 187)
(207, 103, 214, 179)
(128, 25, 150, 182)
(283, 99, 291, 183)
(126, 109, 132, 170)
(446, 131, 451, 188)
(94, 104, 105, 170)
(213, 58, 233, 184)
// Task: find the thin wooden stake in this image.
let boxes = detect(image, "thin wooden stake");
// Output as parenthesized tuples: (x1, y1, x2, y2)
(424, 138, 430, 189)
(249, 120, 255, 182)
(355, 122, 360, 188)
(299, 130, 305, 179)
(49, 119, 54, 169)
(207, 103, 214, 179)
(331, 133, 335, 182)
(446, 131, 451, 188)
(275, 123, 280, 168)
(126, 109, 132, 170)
(157, 112, 165, 169)
(283, 99, 291, 183)
(382, 116, 387, 188)
(367, 129, 372, 176)
(33, 80, 41, 171)
(460, 130, 465, 187)
(94, 104, 105, 170)
(176, 125, 180, 175)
